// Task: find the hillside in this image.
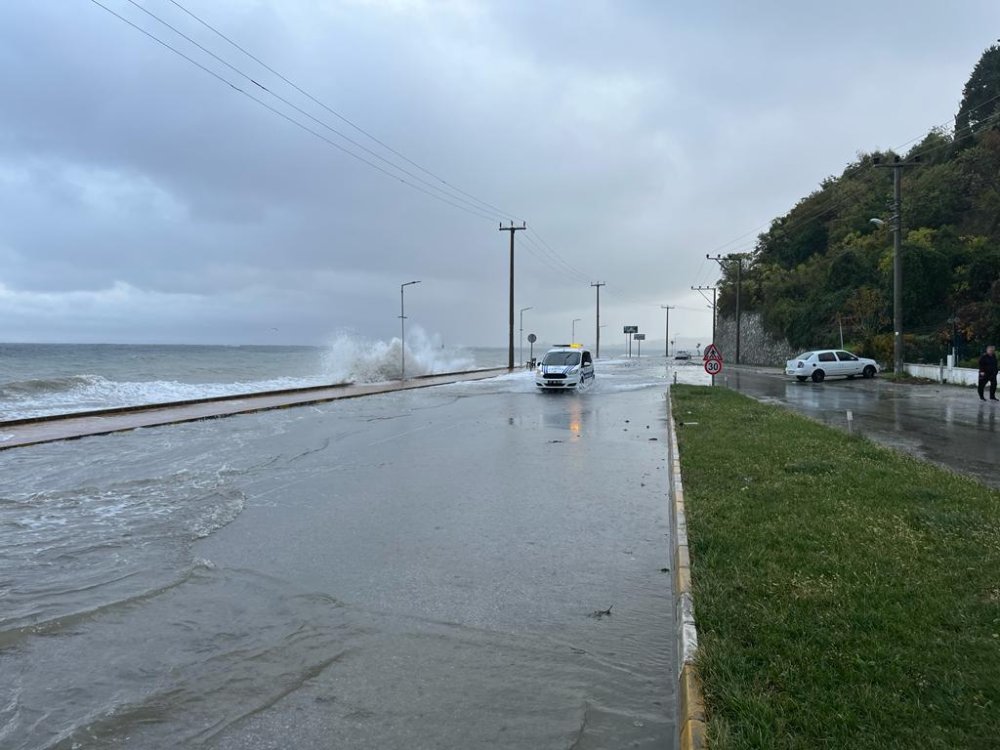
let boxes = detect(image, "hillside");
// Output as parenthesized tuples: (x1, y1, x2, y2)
(716, 44, 1000, 365)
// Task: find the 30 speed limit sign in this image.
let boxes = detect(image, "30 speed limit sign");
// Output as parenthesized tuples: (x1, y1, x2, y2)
(704, 359, 723, 375)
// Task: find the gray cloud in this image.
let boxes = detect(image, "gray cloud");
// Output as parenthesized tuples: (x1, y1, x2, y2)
(1, 0, 997, 345)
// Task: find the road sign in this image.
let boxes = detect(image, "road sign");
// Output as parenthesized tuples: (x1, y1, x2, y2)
(633, 333, 646, 340)
(624, 325, 638, 334)
(704, 359, 723, 376)
(527, 333, 537, 343)
(703, 343, 723, 362)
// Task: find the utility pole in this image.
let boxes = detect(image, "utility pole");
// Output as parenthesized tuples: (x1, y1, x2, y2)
(707, 253, 745, 365)
(499, 221, 526, 369)
(591, 282, 606, 358)
(660, 305, 675, 357)
(874, 154, 920, 375)
(572, 318, 582, 343)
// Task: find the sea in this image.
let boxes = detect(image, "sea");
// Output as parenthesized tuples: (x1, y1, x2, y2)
(0, 332, 509, 421)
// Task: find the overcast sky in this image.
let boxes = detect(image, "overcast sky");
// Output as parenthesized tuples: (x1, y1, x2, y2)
(1, 0, 997, 348)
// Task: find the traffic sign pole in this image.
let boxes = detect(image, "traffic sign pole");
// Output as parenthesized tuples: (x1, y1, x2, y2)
(702, 343, 724, 385)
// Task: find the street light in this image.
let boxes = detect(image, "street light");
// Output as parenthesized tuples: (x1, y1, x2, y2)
(399, 280, 421, 380)
(519, 306, 533, 366)
(572, 318, 582, 343)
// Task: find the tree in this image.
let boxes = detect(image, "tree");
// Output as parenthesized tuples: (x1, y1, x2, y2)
(955, 44, 1000, 146)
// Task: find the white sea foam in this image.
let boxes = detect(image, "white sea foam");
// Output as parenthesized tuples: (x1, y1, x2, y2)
(0, 330, 477, 420)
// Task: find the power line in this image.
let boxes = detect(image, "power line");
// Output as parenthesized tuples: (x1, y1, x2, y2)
(91, 0, 609, 290)
(88, 0, 505, 225)
(164, 0, 524, 223)
(119, 0, 510, 222)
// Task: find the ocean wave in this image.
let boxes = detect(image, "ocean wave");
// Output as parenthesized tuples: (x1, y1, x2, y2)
(0, 329, 476, 420)
(0, 373, 108, 398)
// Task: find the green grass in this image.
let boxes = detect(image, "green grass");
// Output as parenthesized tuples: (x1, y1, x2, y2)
(672, 385, 1000, 750)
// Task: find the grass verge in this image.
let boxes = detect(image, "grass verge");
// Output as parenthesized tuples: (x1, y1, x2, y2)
(672, 385, 1000, 749)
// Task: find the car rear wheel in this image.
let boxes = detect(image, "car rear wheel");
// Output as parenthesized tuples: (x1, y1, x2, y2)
(863, 365, 876, 379)
(796, 376, 807, 382)
(811, 370, 825, 383)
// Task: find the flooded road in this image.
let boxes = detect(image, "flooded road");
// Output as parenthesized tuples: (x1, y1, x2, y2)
(1, 359, 681, 749)
(723, 367, 1000, 489)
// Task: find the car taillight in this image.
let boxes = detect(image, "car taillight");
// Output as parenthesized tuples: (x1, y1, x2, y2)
(797, 362, 803, 368)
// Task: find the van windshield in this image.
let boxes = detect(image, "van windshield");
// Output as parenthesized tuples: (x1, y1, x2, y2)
(542, 351, 581, 366)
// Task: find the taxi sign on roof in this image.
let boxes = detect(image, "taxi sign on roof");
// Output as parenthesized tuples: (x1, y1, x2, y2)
(703, 343, 723, 362)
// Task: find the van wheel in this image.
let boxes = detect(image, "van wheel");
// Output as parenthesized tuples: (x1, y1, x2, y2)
(811, 370, 825, 383)
(863, 365, 876, 379)
(796, 376, 807, 382)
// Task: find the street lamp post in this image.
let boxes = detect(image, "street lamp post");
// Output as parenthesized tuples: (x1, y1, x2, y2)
(572, 318, 582, 343)
(399, 280, 421, 380)
(519, 306, 533, 366)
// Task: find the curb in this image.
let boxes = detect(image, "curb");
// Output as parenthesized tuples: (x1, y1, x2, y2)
(667, 392, 707, 749)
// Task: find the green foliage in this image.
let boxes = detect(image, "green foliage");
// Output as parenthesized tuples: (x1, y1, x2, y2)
(721, 46, 1000, 360)
(955, 43, 1000, 145)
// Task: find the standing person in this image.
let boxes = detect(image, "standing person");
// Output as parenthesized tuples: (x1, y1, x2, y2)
(978, 344, 998, 401)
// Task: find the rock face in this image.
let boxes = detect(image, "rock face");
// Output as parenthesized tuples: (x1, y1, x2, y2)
(714, 312, 797, 367)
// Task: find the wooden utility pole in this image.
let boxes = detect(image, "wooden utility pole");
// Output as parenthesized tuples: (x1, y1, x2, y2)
(591, 282, 606, 358)
(499, 222, 526, 369)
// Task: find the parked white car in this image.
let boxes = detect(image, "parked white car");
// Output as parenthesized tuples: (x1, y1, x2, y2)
(536, 345, 595, 390)
(785, 349, 879, 383)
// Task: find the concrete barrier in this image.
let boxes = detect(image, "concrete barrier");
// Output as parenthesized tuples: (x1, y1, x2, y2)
(0, 368, 510, 451)
(667, 392, 706, 749)
(904, 363, 979, 386)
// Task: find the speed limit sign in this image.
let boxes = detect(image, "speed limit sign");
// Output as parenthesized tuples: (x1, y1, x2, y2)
(704, 359, 723, 375)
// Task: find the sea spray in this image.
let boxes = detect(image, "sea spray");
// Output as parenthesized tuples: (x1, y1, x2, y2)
(321, 327, 473, 383)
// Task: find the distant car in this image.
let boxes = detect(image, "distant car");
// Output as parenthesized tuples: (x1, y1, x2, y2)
(536, 345, 595, 389)
(785, 349, 879, 383)
(673, 350, 692, 361)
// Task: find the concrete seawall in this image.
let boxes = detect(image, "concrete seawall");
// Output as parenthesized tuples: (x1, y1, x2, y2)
(0, 367, 509, 451)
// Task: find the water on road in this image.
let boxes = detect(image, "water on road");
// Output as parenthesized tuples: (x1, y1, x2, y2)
(1, 358, 684, 749)
(723, 367, 1000, 489)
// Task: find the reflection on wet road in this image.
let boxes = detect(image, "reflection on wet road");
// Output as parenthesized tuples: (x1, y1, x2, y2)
(723, 368, 1000, 488)
(1, 358, 678, 749)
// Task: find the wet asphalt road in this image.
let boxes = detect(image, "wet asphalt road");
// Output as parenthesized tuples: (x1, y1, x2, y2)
(1, 360, 677, 749)
(719, 366, 1000, 489)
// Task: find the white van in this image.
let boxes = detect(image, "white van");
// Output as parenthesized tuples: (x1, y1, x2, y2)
(535, 345, 595, 390)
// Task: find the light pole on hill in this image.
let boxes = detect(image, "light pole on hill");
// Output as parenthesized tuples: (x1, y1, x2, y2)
(572, 318, 581, 343)
(873, 154, 920, 375)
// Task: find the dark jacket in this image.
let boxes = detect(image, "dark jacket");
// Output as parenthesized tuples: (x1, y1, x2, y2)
(980, 353, 999, 378)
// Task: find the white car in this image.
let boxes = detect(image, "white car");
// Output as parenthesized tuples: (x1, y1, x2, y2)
(536, 345, 595, 390)
(785, 349, 879, 383)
